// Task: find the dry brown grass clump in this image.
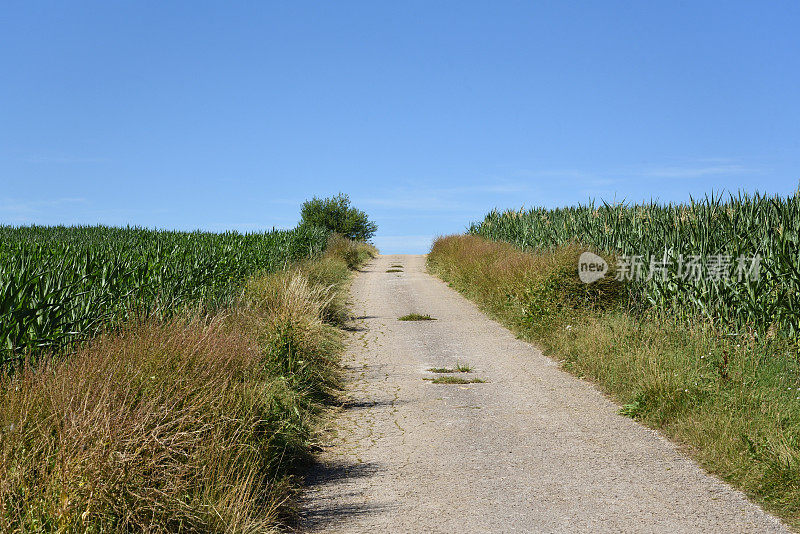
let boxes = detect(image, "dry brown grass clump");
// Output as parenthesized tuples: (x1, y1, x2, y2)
(1, 318, 297, 531)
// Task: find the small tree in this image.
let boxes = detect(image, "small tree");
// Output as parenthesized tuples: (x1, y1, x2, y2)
(300, 193, 377, 241)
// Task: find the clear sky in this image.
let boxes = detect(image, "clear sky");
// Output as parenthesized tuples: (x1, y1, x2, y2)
(2, 1, 798, 253)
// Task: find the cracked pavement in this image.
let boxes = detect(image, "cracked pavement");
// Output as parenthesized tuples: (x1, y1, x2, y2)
(300, 255, 788, 533)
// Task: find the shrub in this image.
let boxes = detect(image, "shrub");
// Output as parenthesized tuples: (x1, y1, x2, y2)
(299, 193, 377, 241)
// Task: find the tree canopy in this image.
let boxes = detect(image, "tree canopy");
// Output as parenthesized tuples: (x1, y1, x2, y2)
(299, 193, 377, 241)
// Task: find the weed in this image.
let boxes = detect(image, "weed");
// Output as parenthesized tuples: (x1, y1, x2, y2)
(618, 399, 645, 419)
(431, 376, 486, 384)
(427, 363, 472, 373)
(399, 314, 436, 321)
(455, 362, 473, 373)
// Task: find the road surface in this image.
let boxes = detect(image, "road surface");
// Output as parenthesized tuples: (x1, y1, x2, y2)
(300, 254, 788, 533)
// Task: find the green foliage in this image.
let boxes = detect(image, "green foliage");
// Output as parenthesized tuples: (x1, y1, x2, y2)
(470, 191, 800, 337)
(0, 224, 329, 365)
(300, 193, 377, 241)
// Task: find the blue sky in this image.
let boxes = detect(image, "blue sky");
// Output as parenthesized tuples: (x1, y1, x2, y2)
(2, 1, 798, 253)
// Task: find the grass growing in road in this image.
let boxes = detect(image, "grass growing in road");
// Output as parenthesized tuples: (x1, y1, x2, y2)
(428, 234, 800, 528)
(399, 313, 436, 321)
(431, 376, 485, 384)
(427, 363, 472, 373)
(386, 268, 403, 273)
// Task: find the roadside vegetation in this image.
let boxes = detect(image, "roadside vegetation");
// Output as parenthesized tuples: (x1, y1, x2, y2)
(429, 192, 800, 527)
(0, 197, 378, 531)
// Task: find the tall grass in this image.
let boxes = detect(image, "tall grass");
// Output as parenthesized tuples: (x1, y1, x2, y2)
(0, 237, 376, 532)
(470, 192, 800, 337)
(0, 225, 329, 365)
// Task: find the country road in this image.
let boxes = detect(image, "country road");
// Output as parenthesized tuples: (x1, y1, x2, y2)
(300, 255, 788, 533)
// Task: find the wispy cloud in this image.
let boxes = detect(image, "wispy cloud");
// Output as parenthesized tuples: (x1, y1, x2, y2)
(356, 181, 535, 212)
(20, 156, 109, 164)
(0, 197, 89, 225)
(428, 183, 533, 195)
(0, 197, 87, 214)
(0, 151, 110, 164)
(515, 160, 761, 182)
(642, 164, 759, 178)
(358, 195, 469, 211)
(513, 169, 595, 180)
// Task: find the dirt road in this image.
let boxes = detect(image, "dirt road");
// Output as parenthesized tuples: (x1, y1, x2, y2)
(300, 255, 788, 533)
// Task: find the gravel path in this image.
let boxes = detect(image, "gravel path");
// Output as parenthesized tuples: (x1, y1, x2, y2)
(300, 254, 789, 533)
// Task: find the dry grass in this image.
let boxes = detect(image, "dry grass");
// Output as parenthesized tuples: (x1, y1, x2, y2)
(1, 319, 290, 531)
(429, 234, 800, 528)
(324, 234, 378, 270)
(0, 236, 372, 532)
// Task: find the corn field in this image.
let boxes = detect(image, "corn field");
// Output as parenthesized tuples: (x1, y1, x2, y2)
(0, 224, 328, 364)
(470, 192, 800, 337)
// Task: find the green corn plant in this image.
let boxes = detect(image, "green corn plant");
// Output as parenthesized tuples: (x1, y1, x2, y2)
(0, 224, 329, 365)
(470, 191, 800, 338)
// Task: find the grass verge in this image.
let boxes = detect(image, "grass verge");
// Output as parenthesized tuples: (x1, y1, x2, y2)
(0, 235, 376, 532)
(428, 234, 800, 528)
